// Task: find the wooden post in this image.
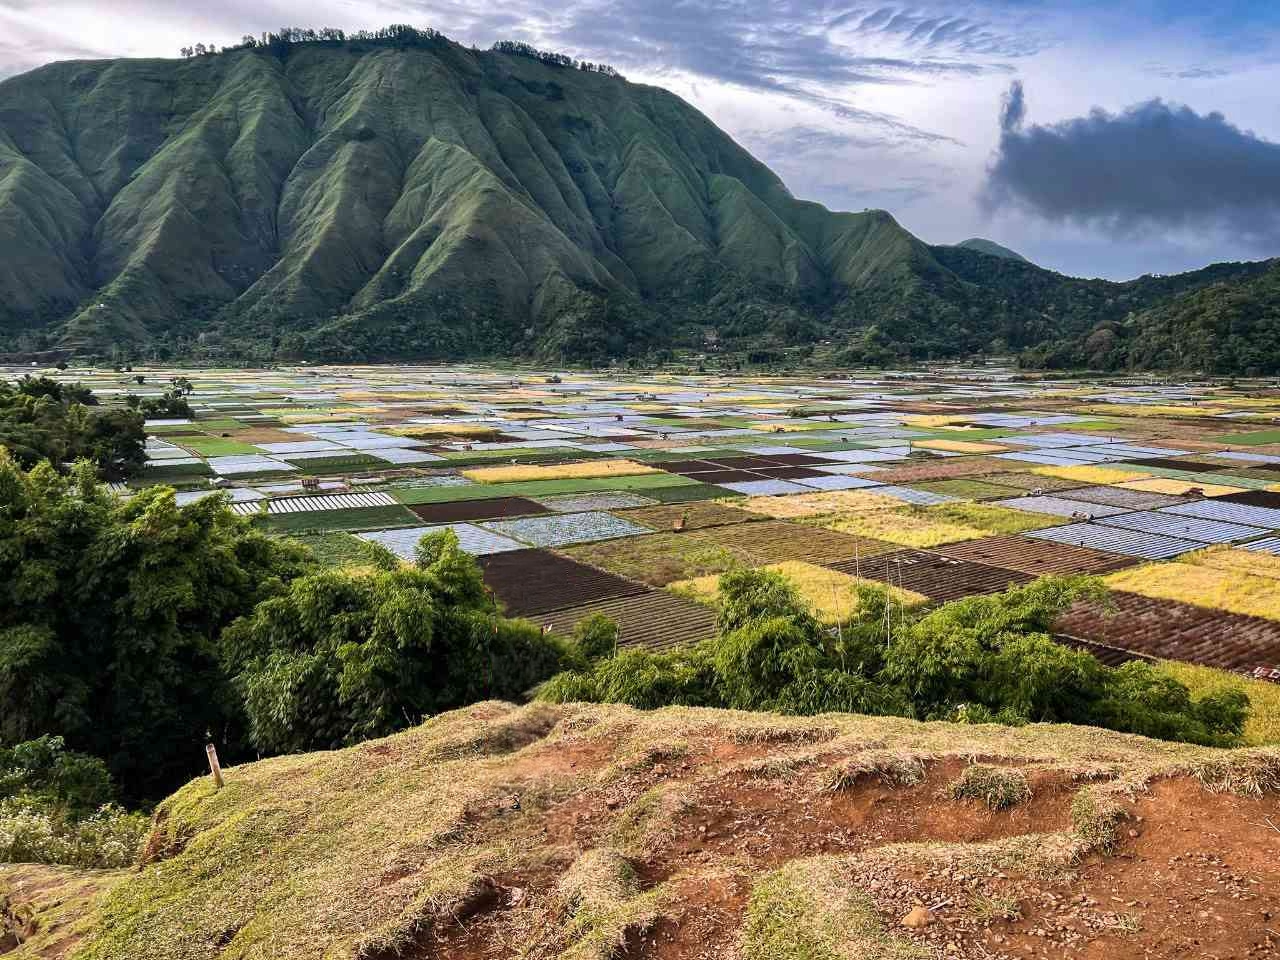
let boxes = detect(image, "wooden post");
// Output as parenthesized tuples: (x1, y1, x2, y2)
(206, 743, 225, 790)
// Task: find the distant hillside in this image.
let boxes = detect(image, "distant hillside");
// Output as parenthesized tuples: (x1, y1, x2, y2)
(4, 701, 1279, 959)
(1020, 260, 1280, 374)
(955, 237, 1029, 262)
(0, 27, 1274, 369)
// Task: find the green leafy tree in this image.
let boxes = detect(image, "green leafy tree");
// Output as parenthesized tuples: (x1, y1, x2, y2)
(0, 454, 313, 800)
(0, 378, 144, 477)
(0, 736, 115, 815)
(538, 571, 1248, 747)
(222, 531, 581, 754)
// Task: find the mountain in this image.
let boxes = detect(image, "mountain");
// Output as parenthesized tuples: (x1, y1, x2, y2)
(954, 237, 1029, 263)
(1023, 260, 1280, 374)
(0, 28, 1273, 368)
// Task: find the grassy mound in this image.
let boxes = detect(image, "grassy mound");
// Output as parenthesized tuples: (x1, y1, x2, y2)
(2, 702, 1277, 959)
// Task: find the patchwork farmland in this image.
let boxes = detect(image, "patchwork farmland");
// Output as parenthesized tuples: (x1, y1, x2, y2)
(36, 362, 1280, 683)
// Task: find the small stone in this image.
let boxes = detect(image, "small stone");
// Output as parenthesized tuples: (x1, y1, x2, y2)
(901, 907, 934, 929)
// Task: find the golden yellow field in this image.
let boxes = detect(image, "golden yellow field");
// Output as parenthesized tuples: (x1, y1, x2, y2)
(1115, 477, 1246, 497)
(1105, 562, 1280, 621)
(808, 502, 1058, 549)
(748, 421, 833, 432)
(462, 459, 659, 483)
(1030, 465, 1147, 485)
(668, 560, 926, 622)
(388, 423, 497, 438)
(1185, 546, 1280, 581)
(737, 489, 903, 519)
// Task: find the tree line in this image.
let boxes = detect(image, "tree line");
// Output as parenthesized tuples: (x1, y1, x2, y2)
(176, 25, 624, 78)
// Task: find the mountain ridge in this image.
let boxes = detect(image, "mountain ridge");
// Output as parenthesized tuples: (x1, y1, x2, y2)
(0, 30, 1275, 369)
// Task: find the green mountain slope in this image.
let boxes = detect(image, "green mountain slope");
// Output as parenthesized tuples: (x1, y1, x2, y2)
(1022, 260, 1280, 374)
(0, 29, 1273, 368)
(954, 237, 1029, 262)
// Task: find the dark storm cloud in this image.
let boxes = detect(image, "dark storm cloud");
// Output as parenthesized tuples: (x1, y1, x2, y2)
(983, 82, 1280, 246)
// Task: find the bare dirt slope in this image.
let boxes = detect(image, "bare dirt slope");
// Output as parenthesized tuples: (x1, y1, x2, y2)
(3, 702, 1279, 959)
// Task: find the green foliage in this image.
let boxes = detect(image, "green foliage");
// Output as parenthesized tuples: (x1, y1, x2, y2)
(222, 531, 578, 753)
(0, 452, 314, 800)
(125, 390, 192, 418)
(0, 377, 144, 477)
(1022, 261, 1280, 375)
(0, 736, 114, 815)
(538, 571, 1248, 746)
(572, 614, 620, 661)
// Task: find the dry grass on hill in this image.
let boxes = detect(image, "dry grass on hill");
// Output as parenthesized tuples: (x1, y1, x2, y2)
(4, 702, 1278, 960)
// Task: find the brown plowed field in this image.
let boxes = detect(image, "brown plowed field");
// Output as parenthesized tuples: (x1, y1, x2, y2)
(867, 457, 1014, 483)
(478, 549, 648, 616)
(528, 590, 717, 651)
(828, 549, 1034, 601)
(1055, 591, 1280, 672)
(933, 534, 1140, 576)
(408, 496, 550, 523)
(1223, 489, 1280, 509)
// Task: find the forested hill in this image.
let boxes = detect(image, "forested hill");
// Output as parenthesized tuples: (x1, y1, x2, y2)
(1019, 259, 1280, 375)
(0, 26, 1275, 369)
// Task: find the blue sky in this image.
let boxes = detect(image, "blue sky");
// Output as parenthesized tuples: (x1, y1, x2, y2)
(2, 0, 1278, 279)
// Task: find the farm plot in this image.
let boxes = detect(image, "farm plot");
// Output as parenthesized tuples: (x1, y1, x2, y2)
(906, 478, 1027, 500)
(1055, 592, 1280, 673)
(669, 560, 927, 623)
(827, 550, 1034, 602)
(617, 501, 760, 531)
(530, 492, 657, 512)
(1026, 522, 1204, 560)
(230, 491, 398, 516)
(1095, 510, 1268, 544)
(1103, 562, 1280, 621)
(407, 497, 550, 523)
(479, 511, 649, 548)
(993, 495, 1130, 518)
(461, 459, 658, 483)
(933, 535, 1138, 576)
(478, 549, 649, 616)
(810, 501, 1060, 549)
(1053, 485, 1188, 510)
(528, 590, 718, 651)
(358, 523, 526, 559)
(1157, 498, 1280, 529)
(560, 531, 744, 586)
(264, 504, 420, 533)
(689, 519, 895, 566)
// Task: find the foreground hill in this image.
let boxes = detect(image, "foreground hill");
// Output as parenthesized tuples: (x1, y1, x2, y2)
(1, 30, 1275, 368)
(3, 701, 1278, 959)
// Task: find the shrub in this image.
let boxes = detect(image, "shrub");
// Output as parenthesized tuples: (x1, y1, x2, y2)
(224, 530, 579, 753)
(539, 571, 1250, 748)
(0, 800, 147, 868)
(0, 736, 114, 814)
(946, 765, 1032, 810)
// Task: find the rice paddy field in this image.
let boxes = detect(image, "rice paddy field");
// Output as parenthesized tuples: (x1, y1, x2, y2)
(28, 361, 1280, 697)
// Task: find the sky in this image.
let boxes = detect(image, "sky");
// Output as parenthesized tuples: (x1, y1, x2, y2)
(2, 0, 1279, 280)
